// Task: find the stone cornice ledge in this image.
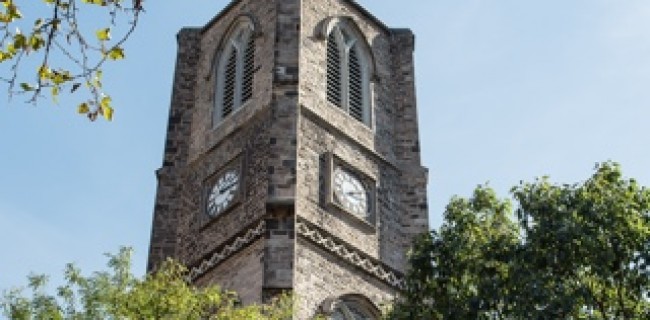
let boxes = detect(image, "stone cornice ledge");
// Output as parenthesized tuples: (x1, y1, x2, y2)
(187, 220, 266, 282)
(296, 219, 405, 290)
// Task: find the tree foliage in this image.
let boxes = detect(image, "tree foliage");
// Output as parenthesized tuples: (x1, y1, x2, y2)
(389, 162, 650, 319)
(1, 247, 294, 319)
(0, 0, 143, 121)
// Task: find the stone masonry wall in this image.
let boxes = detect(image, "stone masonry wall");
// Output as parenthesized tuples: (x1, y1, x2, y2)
(147, 0, 279, 279)
(194, 239, 265, 305)
(299, 0, 396, 161)
(170, 0, 302, 300)
(174, 0, 279, 269)
(267, 0, 300, 202)
(190, 0, 276, 160)
(264, 207, 295, 292)
(296, 0, 426, 274)
(259, 0, 301, 296)
(148, 28, 201, 271)
(391, 30, 429, 251)
(294, 239, 397, 319)
(150, 0, 428, 315)
(177, 114, 270, 268)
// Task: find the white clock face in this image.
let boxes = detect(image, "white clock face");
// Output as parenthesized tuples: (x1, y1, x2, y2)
(207, 170, 240, 217)
(333, 167, 368, 217)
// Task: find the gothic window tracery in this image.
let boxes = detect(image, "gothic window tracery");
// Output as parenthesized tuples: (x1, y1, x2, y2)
(213, 18, 255, 126)
(326, 21, 372, 126)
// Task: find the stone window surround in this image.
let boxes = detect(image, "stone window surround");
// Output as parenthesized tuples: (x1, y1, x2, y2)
(320, 294, 382, 319)
(211, 15, 257, 128)
(320, 16, 376, 128)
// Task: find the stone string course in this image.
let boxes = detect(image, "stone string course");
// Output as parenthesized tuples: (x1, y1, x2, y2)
(186, 217, 404, 290)
(187, 220, 266, 282)
(296, 220, 405, 290)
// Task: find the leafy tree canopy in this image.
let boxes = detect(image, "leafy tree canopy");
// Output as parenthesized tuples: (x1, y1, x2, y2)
(0, 0, 144, 121)
(1, 247, 293, 319)
(389, 162, 650, 319)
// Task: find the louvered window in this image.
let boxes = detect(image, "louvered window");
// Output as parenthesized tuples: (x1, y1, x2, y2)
(326, 25, 371, 126)
(348, 46, 363, 122)
(327, 32, 342, 107)
(214, 21, 255, 126)
(222, 49, 237, 118)
(242, 35, 255, 103)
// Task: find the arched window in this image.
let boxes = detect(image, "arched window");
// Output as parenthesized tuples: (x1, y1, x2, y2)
(323, 295, 380, 320)
(213, 18, 255, 126)
(326, 21, 372, 126)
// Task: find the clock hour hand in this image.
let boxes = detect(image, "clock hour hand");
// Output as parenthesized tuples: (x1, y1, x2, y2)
(346, 191, 363, 199)
(219, 181, 238, 193)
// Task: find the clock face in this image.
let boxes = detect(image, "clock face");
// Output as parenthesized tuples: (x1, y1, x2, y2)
(206, 169, 240, 217)
(333, 167, 369, 217)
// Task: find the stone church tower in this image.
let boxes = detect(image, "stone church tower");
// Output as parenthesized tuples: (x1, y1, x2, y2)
(147, 0, 428, 318)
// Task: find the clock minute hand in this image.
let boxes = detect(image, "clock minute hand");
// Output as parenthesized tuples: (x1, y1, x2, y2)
(219, 182, 238, 193)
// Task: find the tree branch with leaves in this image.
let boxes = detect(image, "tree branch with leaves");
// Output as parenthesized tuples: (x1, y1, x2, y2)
(1, 247, 294, 319)
(0, 0, 143, 121)
(388, 162, 650, 319)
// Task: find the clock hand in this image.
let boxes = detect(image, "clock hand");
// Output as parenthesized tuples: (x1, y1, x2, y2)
(219, 181, 238, 193)
(346, 191, 363, 197)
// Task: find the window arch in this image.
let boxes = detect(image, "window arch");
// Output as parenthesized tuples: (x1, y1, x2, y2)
(323, 295, 380, 320)
(213, 17, 255, 126)
(326, 19, 373, 126)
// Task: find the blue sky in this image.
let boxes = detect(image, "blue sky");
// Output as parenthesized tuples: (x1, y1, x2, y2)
(1, 0, 649, 290)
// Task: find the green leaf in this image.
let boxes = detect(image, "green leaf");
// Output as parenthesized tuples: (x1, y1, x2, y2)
(51, 86, 60, 103)
(51, 70, 71, 85)
(29, 34, 45, 51)
(100, 96, 113, 121)
(38, 65, 50, 80)
(100, 96, 111, 109)
(390, 161, 650, 319)
(102, 106, 114, 121)
(77, 103, 90, 114)
(95, 28, 111, 41)
(82, 0, 105, 5)
(13, 33, 27, 49)
(7, 43, 16, 55)
(107, 47, 125, 60)
(20, 83, 34, 91)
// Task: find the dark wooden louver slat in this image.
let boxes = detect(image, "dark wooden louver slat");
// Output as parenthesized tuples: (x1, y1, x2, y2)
(222, 49, 237, 118)
(242, 35, 255, 104)
(348, 47, 364, 122)
(327, 32, 342, 107)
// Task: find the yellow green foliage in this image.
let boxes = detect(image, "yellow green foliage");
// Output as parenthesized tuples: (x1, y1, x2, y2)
(0, 0, 142, 121)
(1, 247, 294, 319)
